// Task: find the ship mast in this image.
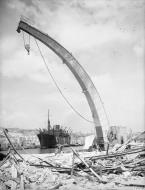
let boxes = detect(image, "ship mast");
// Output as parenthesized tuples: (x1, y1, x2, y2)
(47, 109, 51, 131)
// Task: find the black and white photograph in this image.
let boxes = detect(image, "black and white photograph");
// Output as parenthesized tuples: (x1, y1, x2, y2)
(0, 0, 144, 189)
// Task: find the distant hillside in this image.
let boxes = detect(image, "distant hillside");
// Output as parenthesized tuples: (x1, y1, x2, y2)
(0, 127, 38, 135)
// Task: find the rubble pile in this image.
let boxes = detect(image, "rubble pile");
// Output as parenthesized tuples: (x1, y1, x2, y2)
(0, 145, 145, 190)
(0, 129, 145, 189)
(75, 148, 145, 184)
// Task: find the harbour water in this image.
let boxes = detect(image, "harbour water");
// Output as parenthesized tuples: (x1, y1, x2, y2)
(1, 145, 83, 154)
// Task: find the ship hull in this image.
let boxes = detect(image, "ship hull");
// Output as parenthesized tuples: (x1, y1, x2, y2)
(37, 133, 71, 149)
(37, 134, 57, 148)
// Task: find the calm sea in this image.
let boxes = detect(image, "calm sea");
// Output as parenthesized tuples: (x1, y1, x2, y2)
(1, 146, 83, 154)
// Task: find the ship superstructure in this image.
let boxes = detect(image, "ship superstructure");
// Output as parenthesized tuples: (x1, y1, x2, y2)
(37, 110, 70, 148)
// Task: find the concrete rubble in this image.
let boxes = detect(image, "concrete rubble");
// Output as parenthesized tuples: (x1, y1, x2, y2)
(0, 144, 145, 190)
(0, 129, 145, 189)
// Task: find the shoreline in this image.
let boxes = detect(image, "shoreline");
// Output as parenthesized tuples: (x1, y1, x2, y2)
(0, 145, 84, 155)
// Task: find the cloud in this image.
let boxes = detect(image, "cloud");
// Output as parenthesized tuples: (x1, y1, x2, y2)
(2, 0, 143, 78)
(0, 110, 28, 128)
(133, 43, 144, 57)
(7, 0, 144, 52)
(0, 0, 144, 133)
(92, 72, 144, 130)
(1, 50, 42, 77)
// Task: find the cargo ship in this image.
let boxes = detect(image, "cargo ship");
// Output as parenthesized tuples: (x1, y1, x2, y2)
(37, 110, 71, 148)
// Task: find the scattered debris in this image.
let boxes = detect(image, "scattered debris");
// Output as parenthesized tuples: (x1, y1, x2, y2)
(0, 129, 145, 189)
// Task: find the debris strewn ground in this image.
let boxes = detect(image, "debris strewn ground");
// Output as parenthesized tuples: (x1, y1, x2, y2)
(0, 129, 145, 189)
(0, 146, 145, 190)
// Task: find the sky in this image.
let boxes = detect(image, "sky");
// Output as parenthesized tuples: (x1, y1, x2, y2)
(0, 0, 144, 133)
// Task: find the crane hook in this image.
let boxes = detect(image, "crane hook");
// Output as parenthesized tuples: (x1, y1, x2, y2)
(22, 31, 30, 55)
(25, 44, 30, 55)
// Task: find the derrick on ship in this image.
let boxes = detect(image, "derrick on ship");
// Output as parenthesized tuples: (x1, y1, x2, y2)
(37, 110, 71, 148)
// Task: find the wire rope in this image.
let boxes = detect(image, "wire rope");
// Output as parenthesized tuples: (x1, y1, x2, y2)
(22, 31, 26, 47)
(34, 38, 94, 124)
(22, 32, 110, 127)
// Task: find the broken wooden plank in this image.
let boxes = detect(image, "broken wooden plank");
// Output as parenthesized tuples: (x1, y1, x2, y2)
(116, 131, 145, 153)
(71, 148, 107, 183)
(3, 129, 24, 161)
(115, 179, 145, 187)
(71, 151, 75, 177)
(90, 147, 145, 161)
(20, 173, 24, 190)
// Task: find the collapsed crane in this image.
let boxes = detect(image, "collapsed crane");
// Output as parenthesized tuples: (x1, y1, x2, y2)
(17, 18, 109, 150)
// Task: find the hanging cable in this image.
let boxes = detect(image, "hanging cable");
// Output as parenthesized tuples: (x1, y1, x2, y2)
(34, 38, 94, 124)
(22, 32, 110, 127)
(74, 56, 110, 127)
(22, 31, 26, 47)
(95, 90, 110, 127)
(29, 33, 30, 45)
(22, 31, 30, 55)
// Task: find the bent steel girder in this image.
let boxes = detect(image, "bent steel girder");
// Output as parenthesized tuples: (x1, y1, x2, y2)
(17, 20, 107, 146)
